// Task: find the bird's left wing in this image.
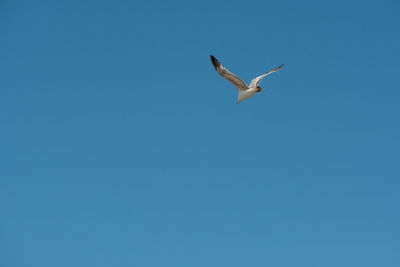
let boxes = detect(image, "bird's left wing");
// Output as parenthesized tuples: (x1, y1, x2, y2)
(249, 64, 285, 87)
(210, 55, 248, 91)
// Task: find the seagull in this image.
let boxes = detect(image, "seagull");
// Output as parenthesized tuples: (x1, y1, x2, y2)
(210, 55, 284, 103)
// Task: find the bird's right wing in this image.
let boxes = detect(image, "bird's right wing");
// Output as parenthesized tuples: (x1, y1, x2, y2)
(249, 64, 285, 88)
(210, 55, 248, 91)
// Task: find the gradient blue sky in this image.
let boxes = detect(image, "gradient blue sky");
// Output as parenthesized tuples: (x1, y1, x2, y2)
(1, 0, 400, 266)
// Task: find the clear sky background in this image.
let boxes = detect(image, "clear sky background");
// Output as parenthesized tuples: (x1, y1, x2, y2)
(1, 0, 399, 266)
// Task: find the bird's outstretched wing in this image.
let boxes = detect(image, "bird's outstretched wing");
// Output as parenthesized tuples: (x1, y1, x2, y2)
(210, 55, 248, 91)
(249, 64, 285, 88)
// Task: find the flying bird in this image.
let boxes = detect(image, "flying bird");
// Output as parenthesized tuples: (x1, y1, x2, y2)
(210, 55, 284, 103)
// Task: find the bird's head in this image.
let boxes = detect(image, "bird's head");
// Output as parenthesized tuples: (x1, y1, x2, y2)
(256, 86, 263, 92)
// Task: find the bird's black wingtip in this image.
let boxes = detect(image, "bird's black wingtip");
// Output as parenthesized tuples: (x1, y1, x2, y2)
(210, 55, 219, 68)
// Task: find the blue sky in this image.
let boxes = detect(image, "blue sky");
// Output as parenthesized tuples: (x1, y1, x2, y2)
(1, 0, 399, 266)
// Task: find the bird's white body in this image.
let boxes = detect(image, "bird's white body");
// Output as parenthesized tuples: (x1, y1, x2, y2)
(210, 55, 284, 103)
(237, 88, 259, 103)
